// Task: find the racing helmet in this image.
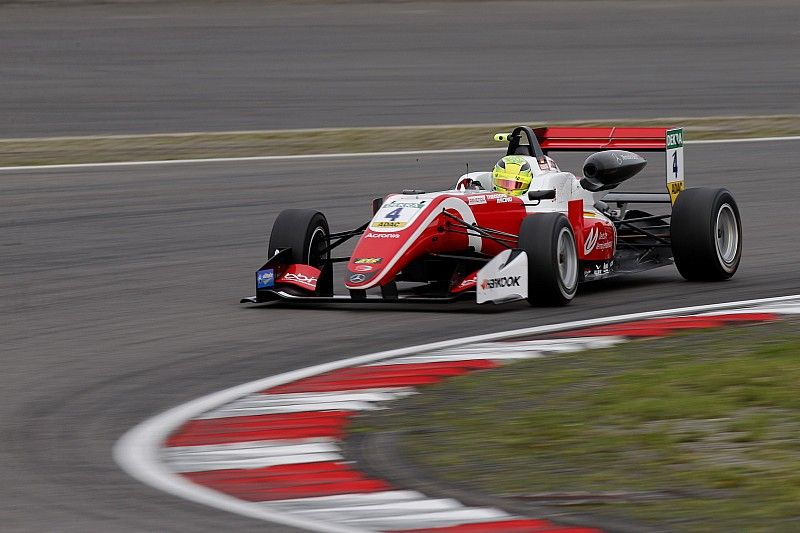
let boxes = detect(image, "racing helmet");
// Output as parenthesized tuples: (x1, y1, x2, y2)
(492, 155, 533, 196)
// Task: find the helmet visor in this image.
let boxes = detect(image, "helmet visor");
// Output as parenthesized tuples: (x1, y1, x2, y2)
(494, 178, 529, 192)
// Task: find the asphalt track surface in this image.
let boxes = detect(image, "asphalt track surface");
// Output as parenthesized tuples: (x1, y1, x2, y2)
(2, 1, 800, 531)
(1, 139, 799, 532)
(2, 0, 800, 137)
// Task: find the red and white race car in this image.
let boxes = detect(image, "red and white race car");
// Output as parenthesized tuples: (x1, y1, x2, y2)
(242, 125, 741, 306)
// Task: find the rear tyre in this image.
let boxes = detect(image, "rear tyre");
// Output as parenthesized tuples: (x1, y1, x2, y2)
(268, 209, 330, 268)
(671, 187, 741, 281)
(518, 213, 578, 306)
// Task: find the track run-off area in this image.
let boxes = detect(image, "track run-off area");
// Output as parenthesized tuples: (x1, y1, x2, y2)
(116, 295, 800, 533)
(1, 136, 799, 531)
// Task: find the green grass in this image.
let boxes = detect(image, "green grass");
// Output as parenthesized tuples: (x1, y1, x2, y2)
(2, 114, 800, 167)
(351, 318, 800, 532)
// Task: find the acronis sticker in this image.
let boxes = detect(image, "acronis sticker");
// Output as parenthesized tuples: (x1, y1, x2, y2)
(256, 269, 275, 289)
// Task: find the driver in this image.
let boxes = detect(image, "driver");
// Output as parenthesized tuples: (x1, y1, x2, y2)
(491, 155, 533, 196)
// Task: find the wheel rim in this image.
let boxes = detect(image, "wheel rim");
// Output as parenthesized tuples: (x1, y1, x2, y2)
(715, 203, 739, 267)
(307, 226, 328, 268)
(557, 227, 578, 293)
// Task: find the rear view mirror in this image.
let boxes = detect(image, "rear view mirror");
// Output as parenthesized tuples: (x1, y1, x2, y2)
(527, 189, 556, 201)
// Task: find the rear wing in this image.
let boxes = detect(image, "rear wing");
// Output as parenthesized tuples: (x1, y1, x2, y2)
(534, 126, 669, 153)
(494, 125, 685, 203)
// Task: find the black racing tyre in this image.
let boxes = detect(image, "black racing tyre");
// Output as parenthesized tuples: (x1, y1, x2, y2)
(268, 209, 330, 268)
(518, 213, 579, 306)
(671, 187, 742, 281)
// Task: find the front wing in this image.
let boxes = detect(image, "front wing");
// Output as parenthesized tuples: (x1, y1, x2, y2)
(240, 291, 470, 305)
(242, 248, 529, 305)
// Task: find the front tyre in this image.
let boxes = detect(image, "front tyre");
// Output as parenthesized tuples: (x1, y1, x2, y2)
(518, 213, 578, 306)
(268, 209, 330, 268)
(671, 187, 742, 281)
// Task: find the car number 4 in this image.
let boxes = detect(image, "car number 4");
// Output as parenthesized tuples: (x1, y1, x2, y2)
(671, 152, 678, 178)
(385, 207, 403, 221)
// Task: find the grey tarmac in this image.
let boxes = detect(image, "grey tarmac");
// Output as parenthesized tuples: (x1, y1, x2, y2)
(1, 0, 799, 137)
(1, 140, 799, 531)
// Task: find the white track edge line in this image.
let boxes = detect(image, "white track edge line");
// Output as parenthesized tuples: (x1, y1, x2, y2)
(114, 293, 799, 533)
(0, 148, 501, 171)
(5, 135, 800, 171)
(688, 135, 800, 144)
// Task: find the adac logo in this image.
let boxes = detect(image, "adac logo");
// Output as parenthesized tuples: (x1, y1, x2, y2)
(354, 257, 382, 264)
(480, 276, 521, 290)
(371, 221, 407, 228)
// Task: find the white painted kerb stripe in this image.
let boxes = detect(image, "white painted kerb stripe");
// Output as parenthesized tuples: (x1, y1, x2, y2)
(4, 135, 800, 172)
(260, 490, 432, 510)
(290, 498, 465, 517)
(200, 389, 417, 419)
(341, 508, 511, 529)
(114, 293, 800, 533)
(162, 438, 343, 473)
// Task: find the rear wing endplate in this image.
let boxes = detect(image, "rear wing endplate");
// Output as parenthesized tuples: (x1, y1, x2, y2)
(664, 128, 685, 203)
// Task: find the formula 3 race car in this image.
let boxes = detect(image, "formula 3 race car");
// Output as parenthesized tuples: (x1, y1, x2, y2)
(241, 125, 741, 306)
